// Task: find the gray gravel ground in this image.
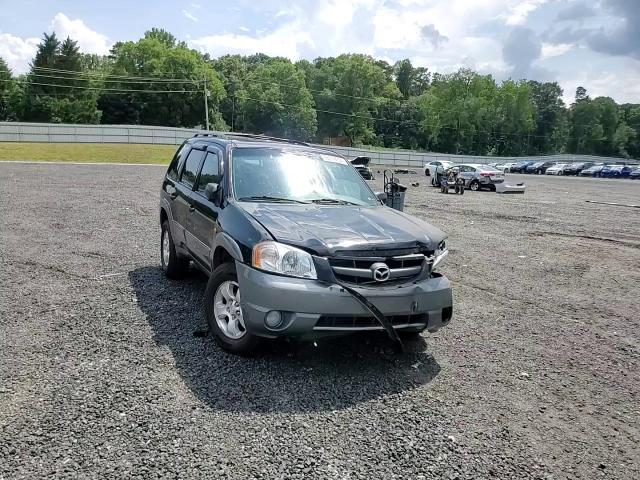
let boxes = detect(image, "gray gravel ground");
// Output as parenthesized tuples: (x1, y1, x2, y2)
(1, 162, 639, 479)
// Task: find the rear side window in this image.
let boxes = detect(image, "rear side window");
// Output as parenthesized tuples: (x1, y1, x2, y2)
(197, 152, 220, 193)
(181, 149, 205, 188)
(167, 143, 188, 181)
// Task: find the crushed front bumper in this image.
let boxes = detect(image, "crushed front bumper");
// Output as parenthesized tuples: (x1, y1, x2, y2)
(236, 262, 453, 339)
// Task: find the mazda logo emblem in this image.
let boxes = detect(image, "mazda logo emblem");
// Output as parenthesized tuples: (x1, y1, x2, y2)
(371, 262, 390, 282)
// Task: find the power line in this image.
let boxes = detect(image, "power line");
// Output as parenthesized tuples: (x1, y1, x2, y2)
(0, 78, 200, 94)
(32, 66, 205, 83)
(29, 72, 202, 86)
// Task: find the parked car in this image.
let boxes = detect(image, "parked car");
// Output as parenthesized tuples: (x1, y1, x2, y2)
(510, 161, 535, 173)
(160, 133, 453, 354)
(545, 163, 569, 175)
(456, 164, 505, 191)
(497, 162, 517, 173)
(424, 160, 452, 176)
(601, 165, 634, 178)
(579, 164, 606, 177)
(350, 156, 374, 180)
(525, 161, 555, 174)
(630, 167, 640, 179)
(563, 162, 594, 175)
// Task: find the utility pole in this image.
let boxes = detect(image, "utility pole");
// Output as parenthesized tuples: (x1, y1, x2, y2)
(203, 76, 210, 131)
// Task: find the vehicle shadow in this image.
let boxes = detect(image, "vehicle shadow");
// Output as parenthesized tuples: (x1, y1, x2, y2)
(129, 266, 441, 413)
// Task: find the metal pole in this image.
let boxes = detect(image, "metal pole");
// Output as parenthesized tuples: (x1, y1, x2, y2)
(203, 76, 210, 131)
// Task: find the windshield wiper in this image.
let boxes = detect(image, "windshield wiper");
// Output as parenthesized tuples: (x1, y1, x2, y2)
(237, 195, 309, 204)
(309, 198, 359, 205)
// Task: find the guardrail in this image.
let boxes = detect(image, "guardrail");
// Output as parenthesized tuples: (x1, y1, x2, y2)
(1, 122, 634, 166)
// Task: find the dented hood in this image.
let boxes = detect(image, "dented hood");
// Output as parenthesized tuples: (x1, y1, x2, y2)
(238, 202, 446, 256)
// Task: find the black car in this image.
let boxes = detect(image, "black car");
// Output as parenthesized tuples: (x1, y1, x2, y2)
(510, 161, 535, 173)
(525, 161, 555, 174)
(563, 162, 594, 175)
(160, 133, 453, 354)
(350, 156, 374, 180)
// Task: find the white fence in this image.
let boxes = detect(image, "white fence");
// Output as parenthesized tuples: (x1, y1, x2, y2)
(0, 122, 634, 166)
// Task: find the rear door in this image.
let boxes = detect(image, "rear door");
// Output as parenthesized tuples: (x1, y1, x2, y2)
(458, 165, 475, 184)
(173, 147, 206, 250)
(187, 147, 223, 268)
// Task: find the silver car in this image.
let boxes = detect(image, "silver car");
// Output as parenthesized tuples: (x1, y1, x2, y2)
(457, 164, 505, 191)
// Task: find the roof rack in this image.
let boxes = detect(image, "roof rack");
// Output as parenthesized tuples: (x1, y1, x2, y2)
(191, 131, 308, 146)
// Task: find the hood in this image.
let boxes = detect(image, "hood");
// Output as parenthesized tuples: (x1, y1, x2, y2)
(238, 202, 446, 256)
(350, 156, 371, 167)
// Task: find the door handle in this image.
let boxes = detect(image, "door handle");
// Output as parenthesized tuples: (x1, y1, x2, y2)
(189, 206, 195, 213)
(170, 192, 178, 200)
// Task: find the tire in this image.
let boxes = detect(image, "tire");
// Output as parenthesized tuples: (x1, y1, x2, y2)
(161, 220, 189, 279)
(425, 168, 430, 176)
(459, 186, 464, 195)
(469, 180, 480, 191)
(558, 170, 563, 176)
(203, 262, 262, 355)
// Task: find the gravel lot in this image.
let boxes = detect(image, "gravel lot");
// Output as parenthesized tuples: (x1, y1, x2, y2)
(1, 162, 639, 479)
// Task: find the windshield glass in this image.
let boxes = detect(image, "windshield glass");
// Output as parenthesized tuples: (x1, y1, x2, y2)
(231, 148, 379, 206)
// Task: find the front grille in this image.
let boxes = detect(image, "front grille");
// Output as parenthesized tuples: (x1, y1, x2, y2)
(329, 248, 431, 286)
(315, 313, 429, 329)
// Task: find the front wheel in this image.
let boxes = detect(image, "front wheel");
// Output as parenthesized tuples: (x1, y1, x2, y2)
(204, 262, 262, 355)
(425, 169, 430, 176)
(469, 180, 480, 191)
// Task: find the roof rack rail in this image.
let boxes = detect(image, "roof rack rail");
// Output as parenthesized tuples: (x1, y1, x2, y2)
(192, 132, 224, 138)
(191, 131, 309, 146)
(224, 132, 309, 146)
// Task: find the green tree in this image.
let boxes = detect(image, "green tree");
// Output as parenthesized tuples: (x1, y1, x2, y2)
(527, 81, 568, 154)
(98, 29, 226, 128)
(394, 59, 430, 99)
(238, 60, 316, 140)
(306, 54, 392, 144)
(0, 58, 15, 120)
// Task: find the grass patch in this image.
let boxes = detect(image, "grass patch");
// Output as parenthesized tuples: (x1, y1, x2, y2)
(0, 142, 177, 164)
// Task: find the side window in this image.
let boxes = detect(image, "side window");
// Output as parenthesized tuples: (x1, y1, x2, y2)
(197, 152, 220, 193)
(167, 143, 188, 181)
(180, 149, 205, 188)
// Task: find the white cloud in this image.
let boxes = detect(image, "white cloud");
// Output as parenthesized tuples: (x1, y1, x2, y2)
(238, 26, 250, 32)
(0, 32, 39, 74)
(541, 42, 574, 59)
(183, 10, 198, 22)
(50, 13, 111, 55)
(505, 0, 548, 26)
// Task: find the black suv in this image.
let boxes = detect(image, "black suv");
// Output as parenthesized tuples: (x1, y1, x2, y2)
(160, 133, 452, 354)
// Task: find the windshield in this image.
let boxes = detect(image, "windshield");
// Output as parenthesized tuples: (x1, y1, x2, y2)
(231, 148, 379, 206)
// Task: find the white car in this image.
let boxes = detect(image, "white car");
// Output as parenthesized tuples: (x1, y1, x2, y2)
(545, 163, 569, 175)
(423, 161, 453, 176)
(499, 162, 517, 173)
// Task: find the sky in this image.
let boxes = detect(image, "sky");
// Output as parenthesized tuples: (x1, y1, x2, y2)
(1, 0, 639, 105)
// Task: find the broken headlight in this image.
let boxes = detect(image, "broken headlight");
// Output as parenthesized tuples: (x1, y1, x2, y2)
(432, 241, 448, 270)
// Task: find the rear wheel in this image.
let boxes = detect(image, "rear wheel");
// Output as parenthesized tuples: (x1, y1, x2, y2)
(204, 262, 262, 355)
(469, 180, 480, 191)
(161, 221, 189, 279)
(425, 168, 430, 176)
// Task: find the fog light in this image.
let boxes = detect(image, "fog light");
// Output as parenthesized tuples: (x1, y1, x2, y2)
(265, 310, 283, 328)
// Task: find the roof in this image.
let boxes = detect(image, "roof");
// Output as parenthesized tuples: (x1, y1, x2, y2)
(188, 132, 340, 156)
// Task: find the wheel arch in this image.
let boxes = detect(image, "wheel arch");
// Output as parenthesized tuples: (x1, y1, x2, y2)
(210, 232, 244, 270)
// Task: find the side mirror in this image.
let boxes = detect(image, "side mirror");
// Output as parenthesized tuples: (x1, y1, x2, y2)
(204, 182, 219, 202)
(375, 191, 387, 203)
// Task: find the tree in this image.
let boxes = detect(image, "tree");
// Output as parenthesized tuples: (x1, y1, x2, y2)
(98, 30, 226, 128)
(527, 81, 568, 154)
(394, 59, 430, 98)
(306, 54, 392, 144)
(21, 33, 101, 123)
(238, 60, 316, 140)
